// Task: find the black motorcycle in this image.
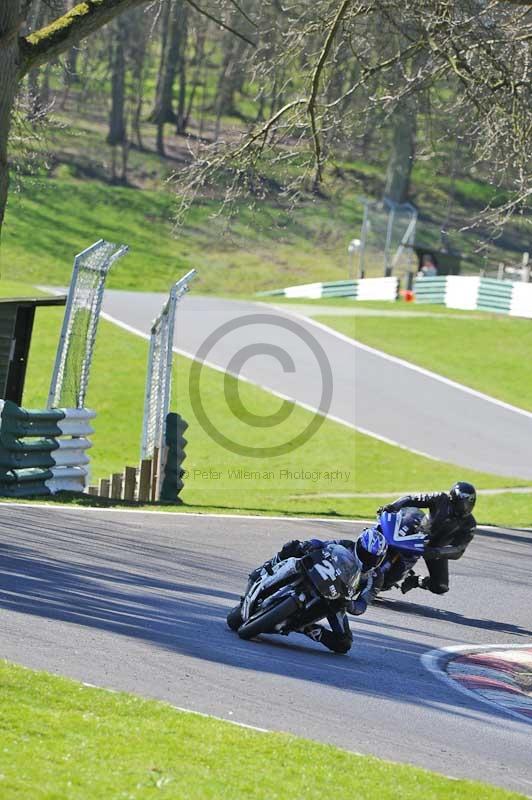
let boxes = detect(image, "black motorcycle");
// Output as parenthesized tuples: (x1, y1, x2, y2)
(227, 543, 361, 641)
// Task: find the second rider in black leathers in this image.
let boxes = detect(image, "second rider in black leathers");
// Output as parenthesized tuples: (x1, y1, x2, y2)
(379, 481, 477, 595)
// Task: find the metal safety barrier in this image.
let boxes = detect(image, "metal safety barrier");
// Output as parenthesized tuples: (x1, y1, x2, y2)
(413, 276, 532, 319)
(258, 276, 399, 301)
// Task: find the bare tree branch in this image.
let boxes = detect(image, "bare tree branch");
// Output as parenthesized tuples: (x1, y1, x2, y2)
(19, 0, 150, 76)
(184, 0, 256, 46)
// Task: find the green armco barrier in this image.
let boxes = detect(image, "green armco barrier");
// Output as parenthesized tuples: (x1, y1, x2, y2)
(413, 276, 447, 304)
(322, 280, 357, 288)
(413, 275, 532, 318)
(257, 280, 358, 298)
(477, 278, 513, 313)
(257, 277, 398, 301)
(159, 412, 188, 503)
(322, 286, 357, 297)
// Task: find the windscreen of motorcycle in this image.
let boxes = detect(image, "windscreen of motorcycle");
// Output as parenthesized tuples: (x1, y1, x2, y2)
(379, 507, 429, 553)
(308, 544, 360, 600)
(396, 508, 430, 540)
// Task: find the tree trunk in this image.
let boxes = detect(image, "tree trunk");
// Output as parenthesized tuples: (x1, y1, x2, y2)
(129, 8, 148, 149)
(214, 34, 247, 138)
(150, 0, 187, 153)
(185, 25, 206, 134)
(383, 101, 417, 205)
(64, 46, 80, 87)
(175, 5, 188, 136)
(0, 3, 21, 239)
(107, 23, 127, 148)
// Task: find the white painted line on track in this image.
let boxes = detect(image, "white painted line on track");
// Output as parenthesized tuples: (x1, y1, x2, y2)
(80, 681, 270, 733)
(421, 643, 532, 725)
(99, 309, 441, 461)
(0, 500, 366, 524)
(268, 302, 532, 421)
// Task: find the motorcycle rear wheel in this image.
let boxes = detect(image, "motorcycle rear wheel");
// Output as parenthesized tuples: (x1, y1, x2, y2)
(237, 595, 299, 640)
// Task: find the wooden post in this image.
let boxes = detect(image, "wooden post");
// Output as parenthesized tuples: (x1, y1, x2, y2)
(138, 458, 152, 503)
(111, 472, 123, 499)
(150, 446, 159, 502)
(99, 478, 110, 498)
(156, 446, 169, 501)
(87, 486, 98, 496)
(123, 466, 136, 501)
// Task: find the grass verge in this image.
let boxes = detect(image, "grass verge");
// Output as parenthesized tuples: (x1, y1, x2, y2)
(0, 660, 526, 800)
(313, 309, 532, 413)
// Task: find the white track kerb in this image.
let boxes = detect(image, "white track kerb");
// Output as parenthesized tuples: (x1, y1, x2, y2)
(422, 643, 532, 725)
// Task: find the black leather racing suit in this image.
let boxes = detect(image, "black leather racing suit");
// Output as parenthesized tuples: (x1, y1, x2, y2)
(385, 492, 476, 594)
(244, 538, 374, 654)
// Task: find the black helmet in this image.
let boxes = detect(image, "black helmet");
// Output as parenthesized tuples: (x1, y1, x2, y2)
(449, 482, 476, 516)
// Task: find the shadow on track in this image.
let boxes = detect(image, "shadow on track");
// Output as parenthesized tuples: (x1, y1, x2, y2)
(0, 518, 523, 734)
(476, 527, 532, 547)
(373, 597, 532, 638)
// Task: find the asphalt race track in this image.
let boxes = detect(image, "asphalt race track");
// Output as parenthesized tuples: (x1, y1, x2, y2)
(1, 505, 531, 794)
(101, 292, 532, 479)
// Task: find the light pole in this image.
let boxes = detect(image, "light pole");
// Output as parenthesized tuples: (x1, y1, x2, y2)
(348, 238, 360, 279)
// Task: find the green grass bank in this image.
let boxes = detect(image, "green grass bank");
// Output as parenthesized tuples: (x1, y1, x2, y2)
(0, 660, 526, 800)
(1, 177, 359, 295)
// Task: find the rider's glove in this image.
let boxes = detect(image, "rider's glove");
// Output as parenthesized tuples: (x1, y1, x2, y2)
(377, 505, 393, 515)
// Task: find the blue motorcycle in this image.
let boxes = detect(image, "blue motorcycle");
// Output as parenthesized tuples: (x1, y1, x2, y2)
(376, 507, 430, 592)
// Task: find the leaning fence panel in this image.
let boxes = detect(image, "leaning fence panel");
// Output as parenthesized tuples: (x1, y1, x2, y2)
(48, 239, 128, 409)
(141, 269, 196, 460)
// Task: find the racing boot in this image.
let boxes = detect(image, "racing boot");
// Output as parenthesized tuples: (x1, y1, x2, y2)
(400, 571, 421, 594)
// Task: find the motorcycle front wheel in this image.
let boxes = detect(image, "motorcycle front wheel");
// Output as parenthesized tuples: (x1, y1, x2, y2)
(226, 604, 243, 631)
(237, 595, 299, 640)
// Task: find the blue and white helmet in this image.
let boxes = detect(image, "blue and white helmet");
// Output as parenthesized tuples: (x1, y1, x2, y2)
(355, 527, 387, 571)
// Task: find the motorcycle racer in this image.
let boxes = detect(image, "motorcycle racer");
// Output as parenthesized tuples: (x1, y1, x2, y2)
(378, 481, 477, 596)
(227, 529, 387, 654)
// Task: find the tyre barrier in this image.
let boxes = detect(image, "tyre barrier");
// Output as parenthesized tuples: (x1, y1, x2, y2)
(0, 400, 94, 497)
